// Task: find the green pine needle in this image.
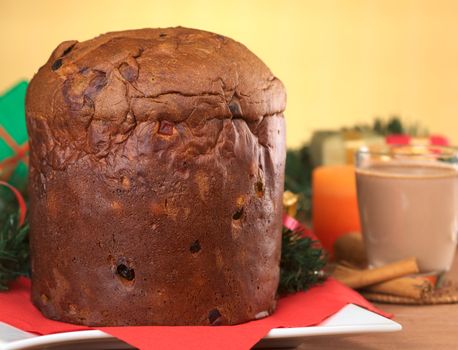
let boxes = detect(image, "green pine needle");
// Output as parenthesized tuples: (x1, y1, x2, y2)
(0, 212, 30, 290)
(278, 228, 327, 295)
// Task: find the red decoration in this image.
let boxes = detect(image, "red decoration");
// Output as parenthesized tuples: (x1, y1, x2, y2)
(0, 180, 26, 226)
(385, 134, 411, 145)
(385, 134, 449, 146)
(283, 213, 318, 241)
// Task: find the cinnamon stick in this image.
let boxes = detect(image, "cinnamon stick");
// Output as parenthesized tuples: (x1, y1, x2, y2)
(332, 257, 419, 289)
(364, 275, 434, 299)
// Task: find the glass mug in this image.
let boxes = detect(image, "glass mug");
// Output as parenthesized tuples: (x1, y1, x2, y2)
(355, 145, 458, 272)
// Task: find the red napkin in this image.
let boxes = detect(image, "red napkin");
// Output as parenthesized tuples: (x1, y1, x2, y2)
(0, 277, 390, 350)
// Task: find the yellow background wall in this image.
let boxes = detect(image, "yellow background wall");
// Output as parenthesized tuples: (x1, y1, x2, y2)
(1, 0, 458, 148)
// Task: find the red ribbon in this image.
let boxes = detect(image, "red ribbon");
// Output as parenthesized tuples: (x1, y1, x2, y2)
(282, 213, 319, 242)
(0, 180, 27, 226)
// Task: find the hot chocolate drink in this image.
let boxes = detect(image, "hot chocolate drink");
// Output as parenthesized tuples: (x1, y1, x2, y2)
(356, 162, 458, 272)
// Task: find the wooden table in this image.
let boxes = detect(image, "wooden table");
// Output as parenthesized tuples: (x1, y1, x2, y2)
(297, 250, 458, 350)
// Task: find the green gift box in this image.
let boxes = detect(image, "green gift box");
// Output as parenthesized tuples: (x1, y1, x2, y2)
(0, 81, 28, 191)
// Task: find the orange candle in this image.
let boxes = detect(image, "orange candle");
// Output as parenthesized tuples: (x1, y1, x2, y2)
(312, 165, 361, 256)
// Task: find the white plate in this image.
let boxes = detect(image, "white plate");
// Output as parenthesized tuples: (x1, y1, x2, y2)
(0, 304, 401, 350)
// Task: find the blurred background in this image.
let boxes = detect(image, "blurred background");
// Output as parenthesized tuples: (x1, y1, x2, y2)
(1, 0, 458, 148)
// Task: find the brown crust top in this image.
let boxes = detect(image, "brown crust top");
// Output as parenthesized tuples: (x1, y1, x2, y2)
(27, 27, 286, 126)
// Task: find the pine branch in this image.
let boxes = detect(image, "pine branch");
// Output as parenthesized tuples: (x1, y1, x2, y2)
(285, 145, 313, 221)
(0, 211, 29, 290)
(278, 228, 327, 295)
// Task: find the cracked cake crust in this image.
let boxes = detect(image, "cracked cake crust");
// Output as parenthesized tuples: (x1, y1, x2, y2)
(26, 27, 286, 326)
